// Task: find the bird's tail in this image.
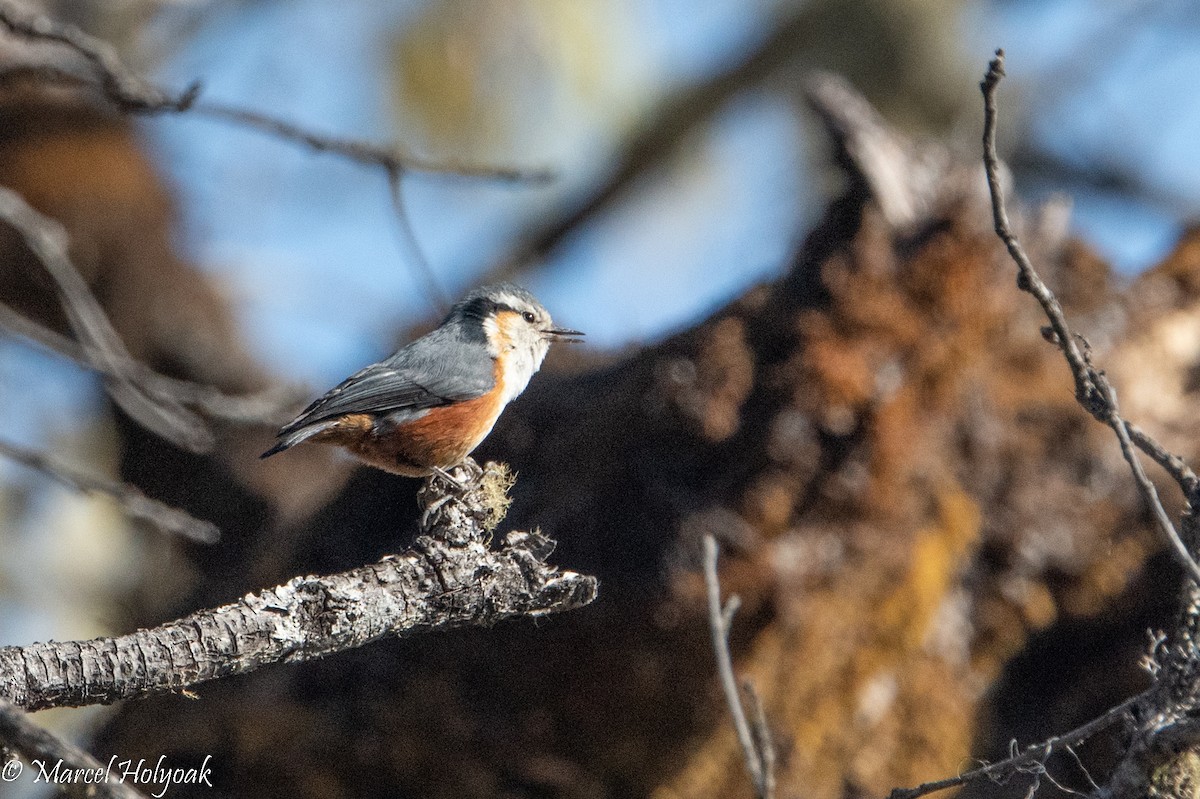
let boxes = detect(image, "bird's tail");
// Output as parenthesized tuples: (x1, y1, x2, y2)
(260, 420, 337, 459)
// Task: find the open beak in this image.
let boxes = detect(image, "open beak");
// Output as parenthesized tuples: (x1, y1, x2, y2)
(546, 327, 585, 344)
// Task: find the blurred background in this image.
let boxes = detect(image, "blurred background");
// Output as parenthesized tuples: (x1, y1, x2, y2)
(1, 0, 1199, 787)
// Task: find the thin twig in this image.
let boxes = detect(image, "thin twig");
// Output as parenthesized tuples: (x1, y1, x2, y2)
(0, 1, 549, 183)
(981, 49, 1200, 586)
(0, 698, 148, 798)
(386, 167, 448, 315)
(744, 681, 777, 799)
(981, 53, 1091, 407)
(192, 102, 551, 183)
(0, 0, 195, 113)
(0, 186, 214, 453)
(887, 694, 1142, 799)
(1126, 421, 1199, 497)
(0, 437, 219, 543)
(1064, 743, 1101, 794)
(0, 302, 300, 426)
(703, 534, 775, 799)
(1102, 380, 1198, 580)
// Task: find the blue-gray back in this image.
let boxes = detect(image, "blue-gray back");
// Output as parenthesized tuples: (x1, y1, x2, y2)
(278, 322, 495, 434)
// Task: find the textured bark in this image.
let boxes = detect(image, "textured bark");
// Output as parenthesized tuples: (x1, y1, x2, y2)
(0, 461, 596, 712)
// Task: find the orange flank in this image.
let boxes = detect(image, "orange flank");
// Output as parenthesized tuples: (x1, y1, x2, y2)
(317, 359, 508, 476)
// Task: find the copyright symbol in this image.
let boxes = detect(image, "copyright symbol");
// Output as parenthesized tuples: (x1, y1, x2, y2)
(1, 759, 21, 781)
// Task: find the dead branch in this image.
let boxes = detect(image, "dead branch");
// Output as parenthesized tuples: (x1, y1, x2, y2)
(703, 534, 775, 799)
(0, 459, 597, 711)
(190, 102, 551, 183)
(887, 695, 1142, 799)
(802, 70, 928, 229)
(0, 698, 148, 798)
(888, 47, 1200, 799)
(0, 302, 301, 427)
(0, 0, 548, 183)
(0, 186, 215, 452)
(0, 437, 219, 544)
(981, 50, 1200, 585)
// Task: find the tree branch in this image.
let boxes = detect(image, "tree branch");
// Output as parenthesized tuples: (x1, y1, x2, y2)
(0, 1, 550, 319)
(0, 437, 219, 544)
(886, 47, 1200, 799)
(981, 50, 1200, 586)
(0, 698, 148, 798)
(0, 186, 214, 453)
(0, 459, 597, 711)
(887, 694, 1142, 799)
(189, 102, 551, 183)
(0, 0, 191, 113)
(703, 534, 775, 799)
(0, 0, 548, 183)
(0, 302, 301, 427)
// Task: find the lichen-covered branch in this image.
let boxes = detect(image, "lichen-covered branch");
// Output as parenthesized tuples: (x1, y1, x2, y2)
(0, 460, 597, 712)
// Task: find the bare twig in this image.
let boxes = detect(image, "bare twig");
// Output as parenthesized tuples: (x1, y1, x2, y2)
(0, 437, 219, 544)
(0, 0, 195, 113)
(1126, 421, 1199, 497)
(0, 302, 300, 426)
(703, 534, 775, 799)
(0, 186, 215, 452)
(981, 50, 1200, 586)
(0, 459, 597, 711)
(887, 694, 1142, 799)
(386, 168, 448, 314)
(190, 102, 551, 183)
(0, 698, 148, 798)
(1064, 743, 1101, 793)
(0, 1, 548, 183)
(888, 47, 1200, 799)
(744, 681, 777, 799)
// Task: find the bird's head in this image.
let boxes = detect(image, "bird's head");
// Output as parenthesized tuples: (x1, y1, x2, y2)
(450, 284, 584, 369)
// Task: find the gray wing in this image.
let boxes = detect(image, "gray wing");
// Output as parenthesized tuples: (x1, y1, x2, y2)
(277, 325, 496, 435)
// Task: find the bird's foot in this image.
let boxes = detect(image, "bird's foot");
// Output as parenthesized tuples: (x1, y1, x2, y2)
(431, 465, 469, 492)
(420, 459, 488, 530)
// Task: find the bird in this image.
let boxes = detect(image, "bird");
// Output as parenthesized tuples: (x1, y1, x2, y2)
(261, 284, 583, 478)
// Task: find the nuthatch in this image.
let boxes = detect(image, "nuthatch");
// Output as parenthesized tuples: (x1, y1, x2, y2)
(262, 284, 583, 477)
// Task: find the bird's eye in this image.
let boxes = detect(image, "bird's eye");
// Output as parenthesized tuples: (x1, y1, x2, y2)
(522, 311, 537, 324)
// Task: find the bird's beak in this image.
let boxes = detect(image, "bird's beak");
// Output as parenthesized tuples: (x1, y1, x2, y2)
(546, 327, 585, 343)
